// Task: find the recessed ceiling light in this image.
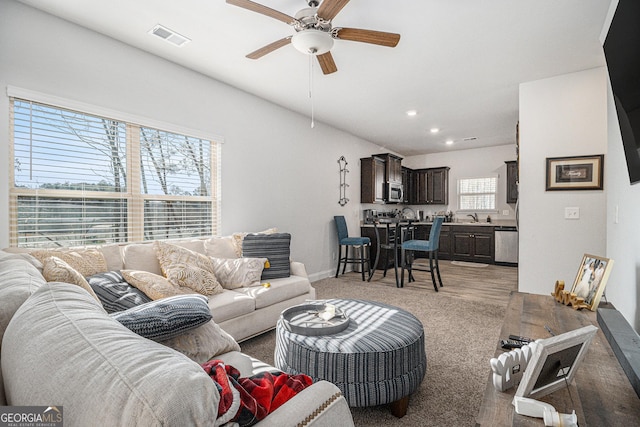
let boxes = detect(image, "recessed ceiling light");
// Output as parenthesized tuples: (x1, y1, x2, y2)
(406, 110, 418, 117)
(149, 24, 191, 47)
(445, 140, 454, 145)
(430, 128, 440, 133)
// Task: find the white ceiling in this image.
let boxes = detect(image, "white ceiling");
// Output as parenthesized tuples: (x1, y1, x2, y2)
(17, 0, 613, 156)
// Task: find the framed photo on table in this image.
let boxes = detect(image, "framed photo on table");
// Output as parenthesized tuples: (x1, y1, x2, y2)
(546, 155, 604, 191)
(570, 254, 614, 311)
(515, 325, 598, 400)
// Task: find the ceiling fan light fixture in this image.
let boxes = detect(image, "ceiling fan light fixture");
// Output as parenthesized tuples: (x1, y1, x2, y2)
(291, 29, 334, 55)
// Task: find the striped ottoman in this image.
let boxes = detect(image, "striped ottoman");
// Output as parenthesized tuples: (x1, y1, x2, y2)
(275, 299, 426, 417)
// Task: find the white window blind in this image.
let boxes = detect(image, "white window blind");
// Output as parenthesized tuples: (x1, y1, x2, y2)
(458, 177, 497, 211)
(10, 98, 218, 248)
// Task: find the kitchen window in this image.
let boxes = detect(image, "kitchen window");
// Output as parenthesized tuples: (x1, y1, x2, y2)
(9, 96, 220, 248)
(457, 177, 497, 211)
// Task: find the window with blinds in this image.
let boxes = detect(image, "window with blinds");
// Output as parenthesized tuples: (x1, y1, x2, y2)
(458, 177, 497, 211)
(10, 98, 218, 248)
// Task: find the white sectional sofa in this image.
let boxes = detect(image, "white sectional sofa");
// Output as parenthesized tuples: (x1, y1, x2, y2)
(0, 235, 355, 426)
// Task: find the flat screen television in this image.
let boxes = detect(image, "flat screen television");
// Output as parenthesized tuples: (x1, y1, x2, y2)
(604, 0, 640, 185)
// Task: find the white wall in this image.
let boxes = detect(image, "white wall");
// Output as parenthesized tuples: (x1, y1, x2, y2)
(604, 78, 640, 331)
(0, 0, 379, 280)
(403, 144, 518, 222)
(519, 68, 608, 296)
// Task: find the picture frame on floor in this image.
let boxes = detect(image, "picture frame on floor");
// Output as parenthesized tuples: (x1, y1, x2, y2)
(545, 154, 604, 190)
(570, 253, 614, 311)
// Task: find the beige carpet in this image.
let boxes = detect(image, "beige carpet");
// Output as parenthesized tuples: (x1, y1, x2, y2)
(239, 266, 516, 426)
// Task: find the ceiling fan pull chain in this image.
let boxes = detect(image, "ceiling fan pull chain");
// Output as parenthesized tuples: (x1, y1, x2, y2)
(309, 51, 315, 128)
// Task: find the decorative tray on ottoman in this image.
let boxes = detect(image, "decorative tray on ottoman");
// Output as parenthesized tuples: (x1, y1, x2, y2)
(281, 302, 349, 336)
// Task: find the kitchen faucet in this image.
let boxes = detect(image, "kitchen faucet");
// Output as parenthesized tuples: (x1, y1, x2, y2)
(467, 213, 479, 223)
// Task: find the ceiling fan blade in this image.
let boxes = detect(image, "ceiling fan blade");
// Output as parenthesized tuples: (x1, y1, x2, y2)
(335, 27, 400, 47)
(317, 0, 350, 21)
(317, 52, 338, 75)
(226, 0, 296, 25)
(246, 36, 292, 59)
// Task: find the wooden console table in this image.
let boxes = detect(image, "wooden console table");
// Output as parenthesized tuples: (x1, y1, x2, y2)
(475, 292, 640, 426)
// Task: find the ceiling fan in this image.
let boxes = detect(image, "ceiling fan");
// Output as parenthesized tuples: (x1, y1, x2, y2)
(226, 0, 401, 75)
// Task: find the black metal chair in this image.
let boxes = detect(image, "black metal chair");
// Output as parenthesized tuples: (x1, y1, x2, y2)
(334, 215, 371, 281)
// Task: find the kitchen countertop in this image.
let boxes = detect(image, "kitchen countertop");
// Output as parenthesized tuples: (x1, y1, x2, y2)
(362, 220, 517, 228)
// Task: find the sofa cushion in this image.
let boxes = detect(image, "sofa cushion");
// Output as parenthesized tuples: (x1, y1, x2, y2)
(30, 248, 107, 277)
(204, 236, 237, 259)
(210, 257, 268, 289)
(207, 289, 256, 324)
(159, 320, 241, 364)
(0, 256, 47, 406)
(121, 270, 198, 300)
(122, 243, 163, 275)
(1, 283, 219, 425)
(99, 243, 125, 271)
(242, 233, 291, 280)
(154, 241, 223, 296)
(233, 275, 311, 309)
(111, 295, 212, 341)
(41, 256, 101, 302)
(87, 271, 152, 313)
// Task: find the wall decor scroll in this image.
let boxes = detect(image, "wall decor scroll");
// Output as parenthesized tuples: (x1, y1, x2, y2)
(338, 156, 349, 206)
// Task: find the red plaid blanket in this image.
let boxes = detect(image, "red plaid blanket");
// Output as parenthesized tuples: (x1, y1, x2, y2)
(202, 359, 313, 426)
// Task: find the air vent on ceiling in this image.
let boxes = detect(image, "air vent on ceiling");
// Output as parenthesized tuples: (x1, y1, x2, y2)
(462, 137, 478, 142)
(149, 24, 191, 47)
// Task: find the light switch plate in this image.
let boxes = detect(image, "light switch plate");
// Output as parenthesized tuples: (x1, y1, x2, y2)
(502, 210, 510, 216)
(565, 207, 580, 219)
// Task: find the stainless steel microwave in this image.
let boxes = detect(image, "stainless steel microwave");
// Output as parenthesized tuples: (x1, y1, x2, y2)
(385, 182, 403, 203)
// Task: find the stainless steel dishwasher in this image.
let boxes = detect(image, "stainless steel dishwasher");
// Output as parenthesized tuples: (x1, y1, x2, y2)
(494, 226, 518, 265)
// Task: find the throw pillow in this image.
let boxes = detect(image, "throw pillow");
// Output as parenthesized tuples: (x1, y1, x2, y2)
(121, 270, 198, 300)
(86, 271, 152, 313)
(160, 320, 240, 364)
(110, 294, 212, 341)
(242, 233, 291, 280)
(209, 257, 268, 289)
(31, 248, 108, 277)
(167, 264, 224, 296)
(42, 256, 101, 302)
(231, 228, 278, 258)
(154, 241, 223, 296)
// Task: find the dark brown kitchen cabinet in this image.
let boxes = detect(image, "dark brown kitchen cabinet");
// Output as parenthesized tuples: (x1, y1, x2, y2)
(415, 167, 449, 205)
(388, 155, 402, 183)
(401, 167, 414, 204)
(373, 153, 402, 183)
(506, 161, 518, 203)
(361, 156, 386, 203)
(451, 226, 494, 263)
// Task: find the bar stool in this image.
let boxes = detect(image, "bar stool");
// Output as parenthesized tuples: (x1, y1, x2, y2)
(334, 216, 371, 281)
(400, 216, 444, 291)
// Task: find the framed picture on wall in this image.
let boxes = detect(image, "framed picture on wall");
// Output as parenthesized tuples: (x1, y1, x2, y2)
(545, 154, 604, 190)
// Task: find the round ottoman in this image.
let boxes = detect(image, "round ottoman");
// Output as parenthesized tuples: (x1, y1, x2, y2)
(275, 299, 426, 417)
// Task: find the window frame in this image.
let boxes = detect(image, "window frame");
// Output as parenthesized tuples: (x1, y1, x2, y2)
(8, 87, 222, 248)
(456, 175, 499, 213)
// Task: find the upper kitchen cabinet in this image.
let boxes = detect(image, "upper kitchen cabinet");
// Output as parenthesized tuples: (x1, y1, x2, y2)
(401, 167, 414, 204)
(361, 156, 386, 203)
(382, 154, 403, 184)
(505, 161, 518, 203)
(415, 167, 450, 205)
(362, 154, 404, 204)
